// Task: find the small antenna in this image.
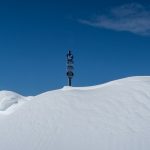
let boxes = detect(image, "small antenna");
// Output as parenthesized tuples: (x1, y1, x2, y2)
(66, 50, 74, 86)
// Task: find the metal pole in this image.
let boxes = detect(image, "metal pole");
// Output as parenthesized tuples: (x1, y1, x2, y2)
(68, 78, 71, 86)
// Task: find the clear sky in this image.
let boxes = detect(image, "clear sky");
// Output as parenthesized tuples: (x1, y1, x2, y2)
(0, 0, 150, 95)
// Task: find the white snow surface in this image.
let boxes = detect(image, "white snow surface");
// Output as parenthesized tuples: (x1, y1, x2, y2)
(0, 91, 32, 113)
(0, 76, 150, 150)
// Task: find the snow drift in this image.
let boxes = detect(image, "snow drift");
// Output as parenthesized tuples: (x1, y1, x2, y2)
(0, 91, 32, 113)
(0, 76, 150, 150)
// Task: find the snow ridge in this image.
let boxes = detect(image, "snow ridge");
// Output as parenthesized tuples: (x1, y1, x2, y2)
(0, 76, 150, 150)
(0, 90, 32, 114)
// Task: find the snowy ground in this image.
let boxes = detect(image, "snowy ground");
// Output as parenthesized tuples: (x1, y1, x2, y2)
(0, 91, 33, 114)
(0, 76, 150, 150)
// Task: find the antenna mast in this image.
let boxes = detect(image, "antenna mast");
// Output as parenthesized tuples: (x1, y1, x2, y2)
(66, 50, 74, 86)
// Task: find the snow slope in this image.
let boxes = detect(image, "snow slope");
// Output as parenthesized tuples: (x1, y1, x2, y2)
(0, 91, 32, 113)
(0, 76, 150, 150)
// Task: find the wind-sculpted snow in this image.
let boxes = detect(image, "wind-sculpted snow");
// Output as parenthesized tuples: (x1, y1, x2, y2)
(0, 91, 32, 114)
(0, 76, 150, 150)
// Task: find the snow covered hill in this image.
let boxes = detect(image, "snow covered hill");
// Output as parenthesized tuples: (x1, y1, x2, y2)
(0, 91, 32, 113)
(0, 76, 150, 150)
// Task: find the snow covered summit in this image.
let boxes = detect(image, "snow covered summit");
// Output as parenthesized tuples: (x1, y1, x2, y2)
(0, 76, 150, 150)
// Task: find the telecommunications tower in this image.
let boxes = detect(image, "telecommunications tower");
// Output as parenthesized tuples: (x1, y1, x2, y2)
(66, 50, 74, 86)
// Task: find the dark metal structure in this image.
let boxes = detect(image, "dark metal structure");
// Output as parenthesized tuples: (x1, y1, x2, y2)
(66, 50, 74, 86)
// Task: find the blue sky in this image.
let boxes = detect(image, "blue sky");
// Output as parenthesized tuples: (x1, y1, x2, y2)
(0, 0, 150, 95)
